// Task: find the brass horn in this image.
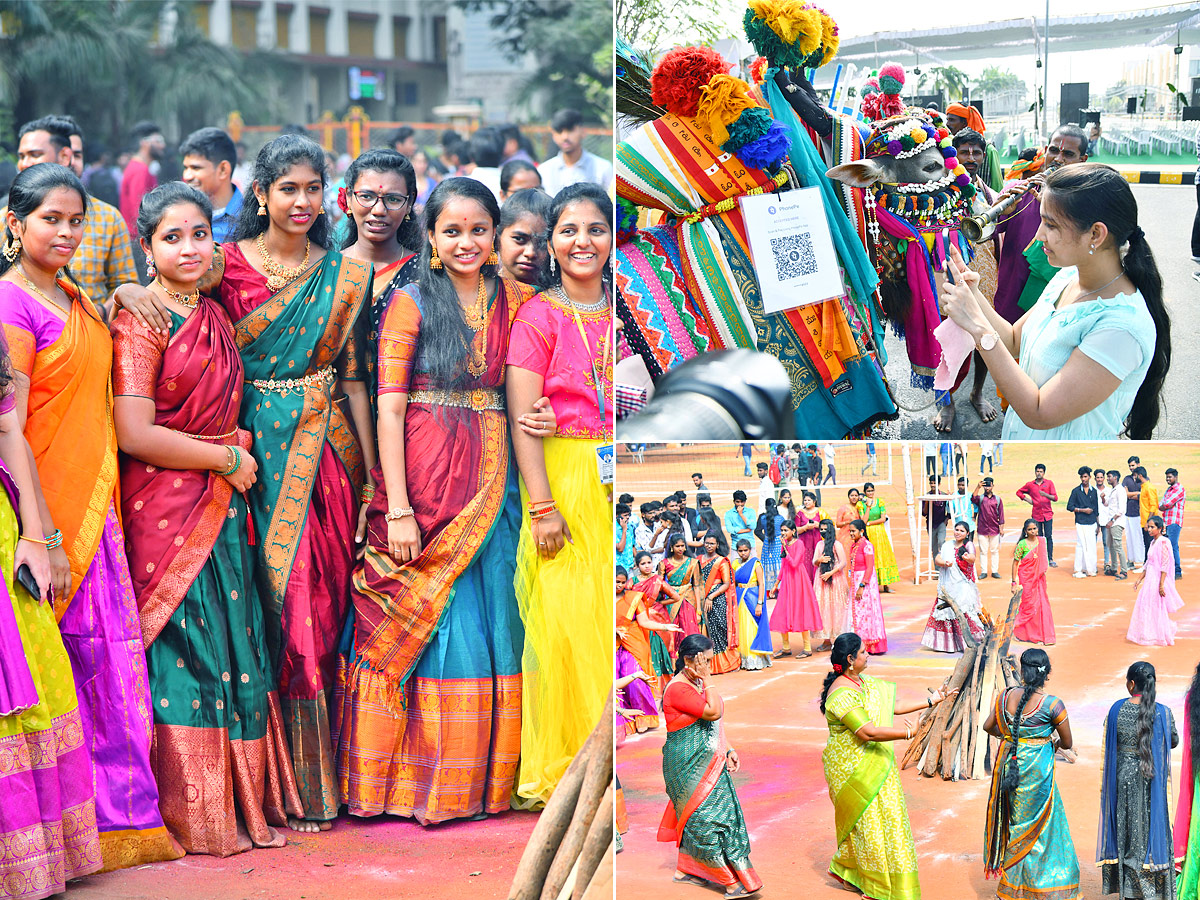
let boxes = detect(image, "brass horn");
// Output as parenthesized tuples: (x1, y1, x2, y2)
(961, 174, 1045, 243)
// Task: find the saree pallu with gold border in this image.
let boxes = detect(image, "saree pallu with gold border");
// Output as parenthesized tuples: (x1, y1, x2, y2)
(700, 554, 739, 676)
(983, 691, 1080, 900)
(336, 278, 533, 824)
(113, 301, 304, 856)
(617, 113, 897, 437)
(227, 250, 371, 821)
(823, 675, 920, 900)
(658, 681, 762, 892)
(0, 282, 183, 872)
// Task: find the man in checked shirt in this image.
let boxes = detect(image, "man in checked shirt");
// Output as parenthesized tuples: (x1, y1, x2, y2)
(14, 115, 138, 317)
(1159, 467, 1185, 579)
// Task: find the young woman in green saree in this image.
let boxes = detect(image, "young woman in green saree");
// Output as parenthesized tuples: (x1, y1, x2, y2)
(658, 633, 762, 897)
(820, 632, 955, 900)
(983, 648, 1080, 900)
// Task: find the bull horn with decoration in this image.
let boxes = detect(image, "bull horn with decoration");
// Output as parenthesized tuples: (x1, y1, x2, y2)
(614, 24, 898, 436)
(826, 68, 978, 395)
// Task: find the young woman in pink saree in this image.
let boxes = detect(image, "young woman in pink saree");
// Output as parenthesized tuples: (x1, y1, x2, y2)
(1011, 518, 1055, 645)
(847, 520, 888, 655)
(113, 183, 303, 855)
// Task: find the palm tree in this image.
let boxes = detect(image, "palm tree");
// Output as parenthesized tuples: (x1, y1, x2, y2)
(917, 65, 970, 103)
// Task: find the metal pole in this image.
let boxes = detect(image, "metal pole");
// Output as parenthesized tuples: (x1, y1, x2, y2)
(1043, 0, 1050, 137)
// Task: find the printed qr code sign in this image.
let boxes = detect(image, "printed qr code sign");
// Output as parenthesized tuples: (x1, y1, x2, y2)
(770, 232, 818, 281)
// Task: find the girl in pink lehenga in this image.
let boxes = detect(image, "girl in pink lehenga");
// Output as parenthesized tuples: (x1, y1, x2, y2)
(812, 519, 849, 652)
(770, 520, 822, 658)
(1012, 519, 1055, 645)
(847, 519, 888, 654)
(1128, 515, 1185, 646)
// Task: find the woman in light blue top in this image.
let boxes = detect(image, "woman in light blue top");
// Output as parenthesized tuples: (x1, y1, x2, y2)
(941, 162, 1169, 440)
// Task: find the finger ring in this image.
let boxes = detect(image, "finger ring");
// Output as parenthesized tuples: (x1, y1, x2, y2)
(539, 541, 547, 546)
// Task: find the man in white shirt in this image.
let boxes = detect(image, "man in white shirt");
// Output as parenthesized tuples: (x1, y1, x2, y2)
(634, 502, 669, 567)
(822, 443, 837, 484)
(1100, 469, 1128, 579)
(538, 108, 613, 195)
(757, 462, 775, 516)
(923, 442, 939, 479)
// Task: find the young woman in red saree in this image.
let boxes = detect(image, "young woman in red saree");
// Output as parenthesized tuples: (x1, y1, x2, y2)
(112, 183, 303, 855)
(337, 177, 553, 824)
(699, 534, 740, 675)
(117, 135, 377, 830)
(1011, 518, 1055, 645)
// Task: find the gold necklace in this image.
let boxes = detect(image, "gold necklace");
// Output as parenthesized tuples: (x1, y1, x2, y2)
(465, 275, 488, 376)
(255, 233, 311, 291)
(554, 284, 612, 383)
(156, 278, 200, 309)
(15, 265, 67, 312)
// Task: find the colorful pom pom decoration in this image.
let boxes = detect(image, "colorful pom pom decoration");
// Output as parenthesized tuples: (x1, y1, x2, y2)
(722, 107, 773, 154)
(736, 120, 792, 171)
(650, 46, 731, 118)
(743, 0, 822, 69)
(616, 196, 640, 244)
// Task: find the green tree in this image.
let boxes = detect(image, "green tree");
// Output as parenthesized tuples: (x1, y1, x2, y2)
(918, 65, 970, 101)
(974, 66, 1025, 96)
(456, 0, 613, 125)
(617, 0, 740, 57)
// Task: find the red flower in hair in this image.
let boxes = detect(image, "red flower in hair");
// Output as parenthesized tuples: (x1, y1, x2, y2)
(337, 186, 350, 214)
(832, 663, 843, 673)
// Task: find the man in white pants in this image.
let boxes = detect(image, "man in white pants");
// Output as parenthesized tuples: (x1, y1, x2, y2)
(1100, 469, 1129, 579)
(1123, 456, 1145, 567)
(1067, 466, 1099, 577)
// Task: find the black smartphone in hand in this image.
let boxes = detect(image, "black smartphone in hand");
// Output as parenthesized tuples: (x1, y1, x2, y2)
(16, 564, 42, 601)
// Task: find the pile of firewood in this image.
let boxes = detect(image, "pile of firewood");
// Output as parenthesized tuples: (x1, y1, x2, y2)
(509, 694, 614, 900)
(901, 588, 1022, 780)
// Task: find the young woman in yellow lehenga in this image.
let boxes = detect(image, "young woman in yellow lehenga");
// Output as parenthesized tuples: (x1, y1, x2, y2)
(821, 632, 955, 900)
(507, 184, 612, 804)
(858, 483, 899, 591)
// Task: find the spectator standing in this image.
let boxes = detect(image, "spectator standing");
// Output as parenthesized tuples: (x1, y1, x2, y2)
(119, 120, 163, 237)
(635, 502, 669, 568)
(724, 491, 756, 555)
(940, 442, 953, 478)
(923, 476, 951, 552)
(862, 441, 878, 476)
(663, 495, 694, 552)
(464, 127, 504, 203)
(1100, 470, 1128, 579)
(806, 444, 823, 504)
(822, 443, 837, 484)
(179, 127, 243, 243)
(923, 441, 939, 479)
(1067, 467, 1099, 578)
(973, 478, 1005, 578)
(1017, 464, 1059, 567)
(616, 503, 635, 572)
(1160, 468, 1185, 579)
(676, 491, 700, 538)
(738, 442, 754, 477)
(949, 477, 976, 535)
(499, 123, 535, 164)
(389, 126, 418, 158)
(538, 109, 613, 195)
(1123, 456, 1145, 567)
(979, 441, 994, 474)
(692, 472, 708, 492)
(757, 462, 775, 516)
(1136, 467, 1159, 562)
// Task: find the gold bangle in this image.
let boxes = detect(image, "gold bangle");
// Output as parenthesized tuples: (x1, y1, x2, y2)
(361, 483, 376, 502)
(19, 535, 48, 546)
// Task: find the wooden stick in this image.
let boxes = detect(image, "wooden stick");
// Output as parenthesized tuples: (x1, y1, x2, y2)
(572, 784, 614, 900)
(578, 841, 614, 900)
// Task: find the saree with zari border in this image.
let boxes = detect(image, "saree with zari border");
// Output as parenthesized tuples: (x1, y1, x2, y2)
(699, 554, 739, 676)
(217, 242, 371, 822)
(112, 300, 304, 856)
(658, 679, 762, 892)
(617, 112, 896, 437)
(823, 675, 920, 900)
(336, 277, 533, 824)
(983, 690, 1080, 900)
(0, 280, 182, 872)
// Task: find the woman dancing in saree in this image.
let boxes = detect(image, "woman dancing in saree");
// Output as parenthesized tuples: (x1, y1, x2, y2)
(1097, 662, 1176, 899)
(921, 522, 986, 653)
(659, 634, 763, 897)
(665, 534, 704, 638)
(858, 484, 899, 592)
(112, 183, 304, 855)
(338, 177, 551, 823)
(813, 519, 849, 652)
(1128, 516, 1185, 646)
(0, 164, 183, 869)
(616, 622, 659, 736)
(733, 539, 772, 670)
(699, 534, 740, 675)
(847, 520, 888, 655)
(1174, 660, 1200, 896)
(1012, 519, 1055, 645)
(821, 632, 955, 900)
(622, 550, 684, 706)
(983, 648, 1080, 900)
(117, 135, 379, 830)
(0, 323, 103, 894)
(507, 182, 613, 805)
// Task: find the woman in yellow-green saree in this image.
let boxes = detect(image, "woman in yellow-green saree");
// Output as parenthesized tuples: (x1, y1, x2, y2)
(821, 632, 955, 900)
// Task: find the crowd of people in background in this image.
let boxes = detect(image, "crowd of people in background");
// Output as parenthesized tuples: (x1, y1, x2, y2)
(0, 102, 614, 899)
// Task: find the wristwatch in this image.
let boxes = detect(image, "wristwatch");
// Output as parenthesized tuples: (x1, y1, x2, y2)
(979, 330, 1000, 351)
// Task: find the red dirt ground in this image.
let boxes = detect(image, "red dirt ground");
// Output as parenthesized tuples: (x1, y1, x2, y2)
(615, 442, 1200, 900)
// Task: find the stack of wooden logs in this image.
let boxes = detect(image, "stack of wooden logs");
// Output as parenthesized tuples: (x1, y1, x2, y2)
(901, 587, 1023, 780)
(509, 694, 614, 900)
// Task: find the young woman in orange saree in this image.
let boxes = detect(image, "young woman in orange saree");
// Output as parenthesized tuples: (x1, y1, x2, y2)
(699, 534, 740, 675)
(113, 183, 303, 855)
(0, 164, 182, 870)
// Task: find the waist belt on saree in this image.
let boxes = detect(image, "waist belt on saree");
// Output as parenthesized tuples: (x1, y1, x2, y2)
(248, 365, 336, 397)
(1002, 735, 1053, 746)
(408, 387, 504, 411)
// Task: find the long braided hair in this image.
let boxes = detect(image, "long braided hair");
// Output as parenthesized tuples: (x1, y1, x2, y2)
(1000, 648, 1052, 792)
(762, 497, 778, 544)
(818, 518, 837, 575)
(1127, 661, 1158, 779)
(819, 632, 862, 713)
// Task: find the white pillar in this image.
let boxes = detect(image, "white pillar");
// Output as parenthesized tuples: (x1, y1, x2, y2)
(374, 0, 393, 59)
(210, 0, 232, 44)
(290, 0, 309, 54)
(328, 1, 349, 56)
(257, 0, 275, 49)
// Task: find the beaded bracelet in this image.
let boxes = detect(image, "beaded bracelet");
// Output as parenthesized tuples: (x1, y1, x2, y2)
(219, 446, 241, 477)
(45, 529, 63, 550)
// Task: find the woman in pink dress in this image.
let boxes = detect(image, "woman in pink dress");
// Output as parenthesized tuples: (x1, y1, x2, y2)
(1128, 516, 1185, 646)
(796, 491, 827, 585)
(812, 518, 849, 652)
(770, 520, 822, 658)
(847, 519, 888, 654)
(1011, 518, 1055, 645)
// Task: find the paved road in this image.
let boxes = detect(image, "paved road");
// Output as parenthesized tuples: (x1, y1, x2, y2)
(879, 181, 1199, 439)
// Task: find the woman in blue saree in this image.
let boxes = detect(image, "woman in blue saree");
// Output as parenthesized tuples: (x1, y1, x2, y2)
(1097, 661, 1176, 899)
(733, 539, 771, 670)
(983, 648, 1080, 900)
